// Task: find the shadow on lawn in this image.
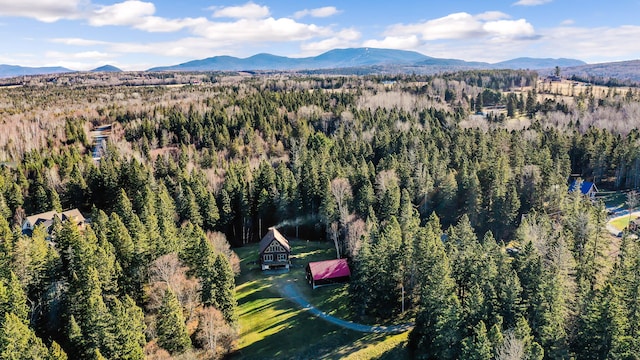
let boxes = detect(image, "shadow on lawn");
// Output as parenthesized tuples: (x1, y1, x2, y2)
(231, 240, 411, 359)
(231, 294, 363, 360)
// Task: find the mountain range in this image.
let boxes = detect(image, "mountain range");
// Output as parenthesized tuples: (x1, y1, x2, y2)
(148, 48, 586, 72)
(4, 47, 638, 80)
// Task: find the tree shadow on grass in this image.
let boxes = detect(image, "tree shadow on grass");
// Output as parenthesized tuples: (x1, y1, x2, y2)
(231, 297, 364, 359)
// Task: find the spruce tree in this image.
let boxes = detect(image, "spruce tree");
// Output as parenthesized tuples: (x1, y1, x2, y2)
(0, 312, 51, 360)
(213, 253, 237, 323)
(157, 289, 191, 354)
(460, 321, 492, 360)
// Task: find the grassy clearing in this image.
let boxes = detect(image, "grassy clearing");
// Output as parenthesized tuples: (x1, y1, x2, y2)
(342, 332, 410, 360)
(610, 215, 638, 231)
(230, 239, 411, 359)
(600, 191, 627, 209)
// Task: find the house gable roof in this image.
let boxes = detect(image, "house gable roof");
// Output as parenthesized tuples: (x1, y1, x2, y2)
(308, 258, 351, 281)
(24, 209, 85, 228)
(259, 227, 290, 254)
(62, 209, 85, 223)
(569, 180, 597, 195)
(25, 210, 59, 226)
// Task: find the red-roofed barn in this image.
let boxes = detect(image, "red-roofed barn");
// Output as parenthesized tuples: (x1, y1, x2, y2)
(306, 258, 351, 289)
(259, 227, 291, 270)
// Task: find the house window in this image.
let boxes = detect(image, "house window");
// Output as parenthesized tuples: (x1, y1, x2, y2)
(266, 242, 284, 253)
(277, 253, 287, 262)
(263, 254, 273, 262)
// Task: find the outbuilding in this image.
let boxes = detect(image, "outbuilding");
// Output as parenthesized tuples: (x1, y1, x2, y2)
(306, 258, 351, 289)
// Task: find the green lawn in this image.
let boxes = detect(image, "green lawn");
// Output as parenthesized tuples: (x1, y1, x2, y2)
(610, 215, 638, 231)
(230, 239, 411, 359)
(600, 191, 627, 209)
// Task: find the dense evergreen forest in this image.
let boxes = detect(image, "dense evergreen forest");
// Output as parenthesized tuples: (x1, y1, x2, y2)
(0, 70, 640, 359)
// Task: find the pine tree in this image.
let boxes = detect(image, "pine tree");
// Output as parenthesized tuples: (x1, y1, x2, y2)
(157, 289, 191, 354)
(108, 296, 146, 360)
(0, 272, 28, 322)
(67, 315, 84, 359)
(461, 321, 492, 360)
(409, 216, 462, 359)
(0, 312, 50, 360)
(49, 341, 68, 360)
(573, 284, 628, 359)
(155, 182, 180, 254)
(213, 253, 237, 323)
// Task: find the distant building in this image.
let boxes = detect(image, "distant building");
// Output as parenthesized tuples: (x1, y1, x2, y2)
(306, 258, 351, 289)
(569, 179, 598, 199)
(629, 218, 640, 233)
(259, 227, 290, 271)
(22, 209, 86, 236)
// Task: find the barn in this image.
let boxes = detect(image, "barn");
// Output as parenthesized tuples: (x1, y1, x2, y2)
(306, 258, 351, 289)
(259, 227, 291, 270)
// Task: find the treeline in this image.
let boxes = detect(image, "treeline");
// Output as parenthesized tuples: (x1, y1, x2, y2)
(0, 148, 238, 358)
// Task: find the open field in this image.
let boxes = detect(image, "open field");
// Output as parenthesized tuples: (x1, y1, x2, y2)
(230, 239, 410, 359)
(609, 215, 639, 231)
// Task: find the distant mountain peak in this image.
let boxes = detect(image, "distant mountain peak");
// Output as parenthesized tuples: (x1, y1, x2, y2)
(91, 65, 122, 73)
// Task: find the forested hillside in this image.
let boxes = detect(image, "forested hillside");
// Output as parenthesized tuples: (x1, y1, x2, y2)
(0, 71, 639, 359)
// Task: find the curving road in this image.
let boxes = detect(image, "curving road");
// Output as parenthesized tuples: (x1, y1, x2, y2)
(279, 283, 414, 334)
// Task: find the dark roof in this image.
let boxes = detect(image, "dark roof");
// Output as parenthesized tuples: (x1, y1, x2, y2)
(569, 180, 597, 194)
(307, 259, 351, 281)
(259, 227, 290, 254)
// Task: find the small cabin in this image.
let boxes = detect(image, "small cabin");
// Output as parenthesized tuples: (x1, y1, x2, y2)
(306, 259, 351, 289)
(259, 227, 291, 271)
(569, 179, 598, 199)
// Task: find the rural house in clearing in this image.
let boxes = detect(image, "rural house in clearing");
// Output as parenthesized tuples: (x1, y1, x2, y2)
(259, 227, 291, 270)
(22, 208, 86, 236)
(569, 179, 598, 199)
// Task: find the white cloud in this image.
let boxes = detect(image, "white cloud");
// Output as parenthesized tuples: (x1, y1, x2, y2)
(211, 2, 269, 19)
(561, 19, 575, 26)
(382, 12, 536, 41)
(513, 0, 552, 6)
(362, 35, 420, 50)
(300, 28, 360, 54)
(45, 50, 113, 60)
(483, 19, 535, 39)
(294, 6, 340, 19)
(89, 0, 155, 27)
(133, 16, 207, 32)
(88, 1, 206, 32)
(0, 0, 83, 22)
(537, 25, 640, 62)
(192, 17, 329, 43)
(51, 38, 109, 46)
(475, 11, 510, 21)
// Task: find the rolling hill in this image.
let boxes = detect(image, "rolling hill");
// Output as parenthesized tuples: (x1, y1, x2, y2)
(90, 65, 122, 73)
(560, 60, 640, 83)
(0, 65, 73, 78)
(493, 57, 586, 69)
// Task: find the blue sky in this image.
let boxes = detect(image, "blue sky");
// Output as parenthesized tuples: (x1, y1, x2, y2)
(1, 0, 639, 70)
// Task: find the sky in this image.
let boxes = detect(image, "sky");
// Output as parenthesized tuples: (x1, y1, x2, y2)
(1, 0, 640, 71)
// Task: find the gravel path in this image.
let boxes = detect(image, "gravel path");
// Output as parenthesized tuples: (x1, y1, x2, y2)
(279, 283, 414, 334)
